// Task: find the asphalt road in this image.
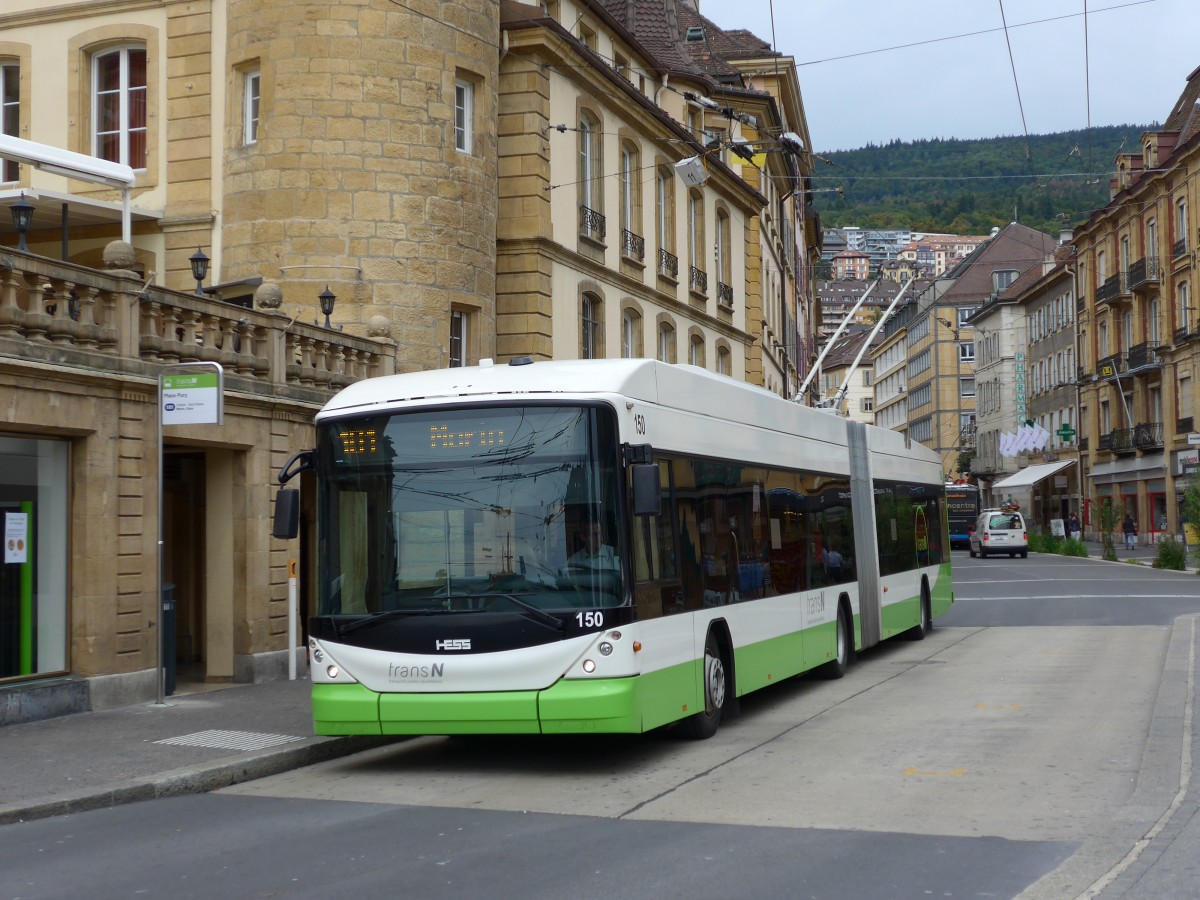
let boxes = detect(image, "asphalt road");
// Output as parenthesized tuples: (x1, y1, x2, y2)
(3, 552, 1198, 900)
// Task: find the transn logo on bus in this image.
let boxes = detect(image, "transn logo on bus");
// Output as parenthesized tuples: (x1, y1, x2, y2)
(436, 639, 471, 651)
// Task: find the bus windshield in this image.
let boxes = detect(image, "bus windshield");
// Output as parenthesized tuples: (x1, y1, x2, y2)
(315, 404, 625, 616)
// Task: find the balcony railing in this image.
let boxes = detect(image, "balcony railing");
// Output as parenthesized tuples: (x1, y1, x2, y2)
(579, 205, 606, 241)
(717, 281, 733, 306)
(1078, 436, 1089, 452)
(658, 248, 678, 279)
(689, 266, 708, 295)
(1177, 324, 1199, 346)
(1172, 238, 1187, 259)
(0, 251, 393, 393)
(1126, 257, 1160, 292)
(620, 229, 644, 261)
(1177, 416, 1194, 434)
(1095, 273, 1127, 305)
(1097, 353, 1123, 379)
(1125, 342, 1162, 372)
(1133, 421, 1164, 450)
(1107, 428, 1136, 454)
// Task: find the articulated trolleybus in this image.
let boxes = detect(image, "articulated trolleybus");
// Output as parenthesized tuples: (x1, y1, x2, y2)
(274, 358, 952, 739)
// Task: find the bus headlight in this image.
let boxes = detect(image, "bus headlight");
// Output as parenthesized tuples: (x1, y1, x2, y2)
(598, 642, 613, 656)
(327, 665, 340, 679)
(582, 659, 596, 673)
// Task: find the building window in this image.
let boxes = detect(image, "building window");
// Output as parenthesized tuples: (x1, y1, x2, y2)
(449, 309, 467, 367)
(579, 110, 601, 215)
(687, 189, 705, 273)
(1179, 281, 1190, 331)
(0, 436, 69, 680)
(716, 208, 731, 296)
(657, 165, 676, 255)
(657, 322, 675, 363)
(621, 310, 640, 358)
(581, 292, 601, 359)
(619, 142, 640, 250)
(688, 335, 704, 367)
(243, 69, 260, 146)
(956, 307, 977, 327)
(992, 269, 1018, 292)
(959, 341, 975, 362)
(454, 78, 473, 153)
(716, 345, 730, 376)
(910, 416, 933, 443)
(1177, 199, 1188, 254)
(960, 376, 976, 398)
(862, 370, 872, 386)
(93, 46, 147, 168)
(1, 62, 17, 182)
(861, 398, 874, 412)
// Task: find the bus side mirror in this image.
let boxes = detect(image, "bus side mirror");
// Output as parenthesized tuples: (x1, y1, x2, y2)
(273, 488, 300, 539)
(631, 464, 660, 516)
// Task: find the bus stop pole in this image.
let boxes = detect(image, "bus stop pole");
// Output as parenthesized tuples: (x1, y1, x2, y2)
(288, 559, 298, 680)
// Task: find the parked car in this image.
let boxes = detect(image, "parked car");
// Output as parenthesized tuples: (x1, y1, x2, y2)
(969, 509, 1028, 558)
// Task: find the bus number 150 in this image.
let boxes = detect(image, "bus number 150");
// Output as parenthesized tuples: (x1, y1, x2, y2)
(576, 611, 604, 628)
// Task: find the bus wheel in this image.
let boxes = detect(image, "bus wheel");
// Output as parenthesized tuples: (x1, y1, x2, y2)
(906, 583, 931, 641)
(681, 631, 726, 739)
(819, 605, 850, 679)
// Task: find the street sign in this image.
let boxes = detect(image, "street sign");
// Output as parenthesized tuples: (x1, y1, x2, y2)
(1056, 424, 1076, 443)
(1188, 432, 1200, 446)
(162, 372, 222, 425)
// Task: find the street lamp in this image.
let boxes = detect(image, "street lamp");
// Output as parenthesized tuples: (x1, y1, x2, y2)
(189, 247, 209, 297)
(10, 192, 34, 253)
(318, 285, 336, 328)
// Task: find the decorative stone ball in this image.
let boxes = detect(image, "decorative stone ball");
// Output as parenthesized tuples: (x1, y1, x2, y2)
(102, 240, 138, 271)
(254, 281, 283, 309)
(367, 315, 391, 338)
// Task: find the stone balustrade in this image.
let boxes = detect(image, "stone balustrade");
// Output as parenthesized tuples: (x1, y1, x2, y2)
(0, 250, 395, 393)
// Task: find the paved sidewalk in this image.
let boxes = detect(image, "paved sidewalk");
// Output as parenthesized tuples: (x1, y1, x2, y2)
(0, 677, 395, 826)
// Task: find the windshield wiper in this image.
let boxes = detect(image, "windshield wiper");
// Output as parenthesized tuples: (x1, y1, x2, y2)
(337, 608, 448, 636)
(483, 593, 565, 632)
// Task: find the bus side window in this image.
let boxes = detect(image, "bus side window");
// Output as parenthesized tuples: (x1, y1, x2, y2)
(630, 458, 682, 618)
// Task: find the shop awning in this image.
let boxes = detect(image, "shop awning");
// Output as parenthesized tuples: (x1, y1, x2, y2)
(991, 459, 1076, 491)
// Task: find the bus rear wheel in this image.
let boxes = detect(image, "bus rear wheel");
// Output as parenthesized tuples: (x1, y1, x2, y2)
(906, 583, 931, 641)
(680, 631, 726, 739)
(819, 605, 850, 679)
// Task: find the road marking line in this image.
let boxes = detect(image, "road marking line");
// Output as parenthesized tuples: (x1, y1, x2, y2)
(954, 594, 1200, 601)
(903, 767, 967, 778)
(976, 703, 1021, 710)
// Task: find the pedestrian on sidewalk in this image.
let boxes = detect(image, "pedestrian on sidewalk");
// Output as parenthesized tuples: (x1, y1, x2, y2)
(1068, 512, 1081, 542)
(1122, 514, 1138, 550)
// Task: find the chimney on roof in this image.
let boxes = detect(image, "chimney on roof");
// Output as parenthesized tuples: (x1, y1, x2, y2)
(989, 226, 1000, 238)
(1059, 227, 1074, 245)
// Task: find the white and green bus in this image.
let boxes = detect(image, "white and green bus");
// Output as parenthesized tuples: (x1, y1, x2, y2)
(274, 358, 952, 739)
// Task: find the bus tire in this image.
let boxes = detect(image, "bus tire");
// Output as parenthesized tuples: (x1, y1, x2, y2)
(680, 630, 727, 740)
(906, 583, 932, 641)
(819, 604, 851, 679)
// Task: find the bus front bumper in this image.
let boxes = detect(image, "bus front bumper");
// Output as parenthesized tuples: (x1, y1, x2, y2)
(312, 678, 645, 735)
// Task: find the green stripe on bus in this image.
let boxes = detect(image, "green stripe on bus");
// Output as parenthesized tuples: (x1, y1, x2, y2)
(931, 562, 954, 617)
(312, 683, 382, 735)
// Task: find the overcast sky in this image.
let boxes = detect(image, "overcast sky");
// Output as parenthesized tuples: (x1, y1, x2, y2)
(697, 0, 1199, 154)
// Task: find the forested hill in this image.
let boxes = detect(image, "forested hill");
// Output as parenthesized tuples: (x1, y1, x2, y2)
(811, 125, 1152, 235)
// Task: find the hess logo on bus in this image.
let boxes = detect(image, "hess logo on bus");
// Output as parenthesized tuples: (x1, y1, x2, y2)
(436, 639, 471, 651)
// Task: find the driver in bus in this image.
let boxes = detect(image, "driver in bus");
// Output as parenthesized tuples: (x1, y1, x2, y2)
(563, 519, 619, 572)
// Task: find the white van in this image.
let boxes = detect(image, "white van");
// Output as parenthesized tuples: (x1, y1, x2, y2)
(969, 509, 1028, 558)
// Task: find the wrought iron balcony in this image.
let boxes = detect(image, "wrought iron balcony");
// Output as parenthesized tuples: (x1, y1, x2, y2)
(689, 266, 708, 295)
(1095, 273, 1127, 305)
(658, 248, 678, 279)
(1096, 353, 1123, 379)
(1177, 324, 1199, 346)
(1125, 342, 1162, 372)
(621, 229, 645, 261)
(1106, 428, 1136, 454)
(1172, 238, 1187, 259)
(717, 281, 733, 306)
(1126, 257, 1160, 293)
(1078, 436, 1089, 452)
(1076, 364, 1090, 383)
(1177, 415, 1194, 434)
(1133, 421, 1163, 450)
(579, 205, 606, 241)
